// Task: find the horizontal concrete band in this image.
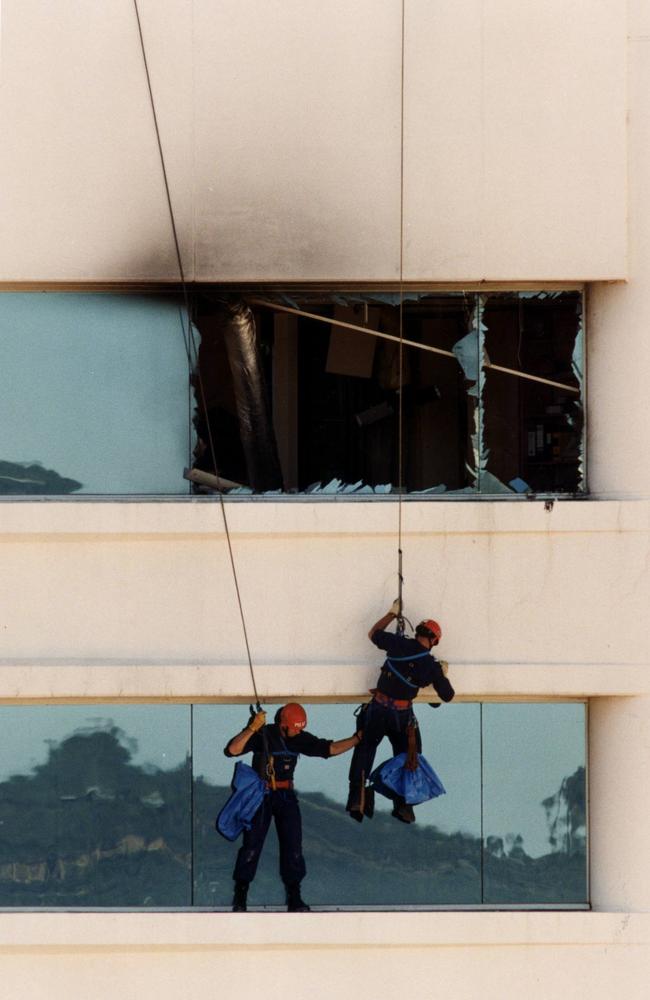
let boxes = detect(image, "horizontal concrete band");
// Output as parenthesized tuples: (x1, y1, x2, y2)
(0, 912, 646, 949)
(0, 663, 646, 702)
(0, 500, 648, 537)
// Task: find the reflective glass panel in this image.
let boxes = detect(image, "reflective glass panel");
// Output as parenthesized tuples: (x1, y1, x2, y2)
(193, 702, 481, 908)
(0, 706, 191, 906)
(482, 703, 587, 904)
(0, 702, 587, 907)
(0, 293, 191, 495)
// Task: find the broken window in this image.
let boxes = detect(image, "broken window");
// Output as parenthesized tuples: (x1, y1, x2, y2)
(191, 290, 584, 497)
(0, 289, 583, 497)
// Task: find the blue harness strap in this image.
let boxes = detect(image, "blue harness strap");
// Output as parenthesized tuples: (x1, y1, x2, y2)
(383, 650, 430, 690)
(387, 651, 431, 662)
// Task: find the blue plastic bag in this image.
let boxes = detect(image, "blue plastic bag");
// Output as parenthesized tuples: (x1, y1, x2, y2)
(216, 761, 266, 841)
(370, 752, 446, 805)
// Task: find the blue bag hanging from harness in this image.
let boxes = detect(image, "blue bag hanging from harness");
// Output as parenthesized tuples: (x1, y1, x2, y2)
(216, 761, 266, 841)
(370, 752, 446, 806)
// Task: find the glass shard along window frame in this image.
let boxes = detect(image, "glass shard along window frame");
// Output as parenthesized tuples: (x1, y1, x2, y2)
(0, 290, 584, 499)
(0, 701, 588, 910)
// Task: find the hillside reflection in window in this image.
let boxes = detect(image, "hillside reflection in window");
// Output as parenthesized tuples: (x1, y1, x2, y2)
(194, 703, 586, 909)
(482, 703, 587, 904)
(0, 703, 586, 908)
(0, 707, 191, 906)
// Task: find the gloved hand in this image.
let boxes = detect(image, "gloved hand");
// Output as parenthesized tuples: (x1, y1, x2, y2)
(390, 598, 402, 617)
(247, 710, 267, 733)
(439, 659, 449, 677)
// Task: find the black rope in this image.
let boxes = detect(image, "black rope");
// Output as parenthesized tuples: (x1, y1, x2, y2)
(479, 701, 485, 903)
(189, 702, 195, 905)
(396, 0, 406, 636)
(133, 0, 261, 708)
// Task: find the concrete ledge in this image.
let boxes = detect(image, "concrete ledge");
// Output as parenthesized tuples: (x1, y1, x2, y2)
(0, 662, 646, 702)
(0, 499, 648, 538)
(0, 911, 647, 950)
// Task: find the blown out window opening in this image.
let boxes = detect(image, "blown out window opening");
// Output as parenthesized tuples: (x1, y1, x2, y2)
(190, 290, 585, 499)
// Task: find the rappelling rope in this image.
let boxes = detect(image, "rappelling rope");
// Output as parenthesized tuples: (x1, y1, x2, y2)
(133, 0, 261, 709)
(396, 0, 406, 637)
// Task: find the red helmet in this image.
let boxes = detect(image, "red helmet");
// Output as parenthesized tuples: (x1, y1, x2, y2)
(416, 619, 442, 644)
(279, 703, 307, 735)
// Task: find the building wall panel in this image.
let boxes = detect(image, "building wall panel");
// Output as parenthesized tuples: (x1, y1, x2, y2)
(0, 1, 627, 282)
(1, 913, 649, 999)
(0, 501, 646, 671)
(192, 0, 402, 281)
(405, 0, 627, 281)
(0, 0, 193, 281)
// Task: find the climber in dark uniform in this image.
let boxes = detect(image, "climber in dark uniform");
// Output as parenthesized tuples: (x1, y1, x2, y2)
(225, 703, 360, 912)
(346, 600, 454, 824)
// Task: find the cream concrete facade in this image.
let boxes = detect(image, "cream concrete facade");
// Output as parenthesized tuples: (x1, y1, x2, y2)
(0, 1, 649, 998)
(0, 0, 627, 282)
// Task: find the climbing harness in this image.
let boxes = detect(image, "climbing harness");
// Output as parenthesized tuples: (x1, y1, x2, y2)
(248, 706, 276, 790)
(133, 0, 263, 718)
(384, 649, 431, 688)
(371, 690, 412, 710)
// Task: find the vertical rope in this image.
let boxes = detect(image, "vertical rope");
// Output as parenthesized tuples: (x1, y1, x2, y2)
(133, 0, 261, 708)
(189, 702, 195, 906)
(479, 701, 485, 903)
(396, 0, 406, 631)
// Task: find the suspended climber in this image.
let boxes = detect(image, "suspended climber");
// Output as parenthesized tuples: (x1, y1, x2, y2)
(223, 703, 361, 913)
(346, 599, 454, 824)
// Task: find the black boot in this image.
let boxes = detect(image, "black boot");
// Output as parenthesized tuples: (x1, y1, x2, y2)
(286, 883, 310, 912)
(391, 799, 416, 824)
(232, 880, 249, 912)
(346, 780, 364, 823)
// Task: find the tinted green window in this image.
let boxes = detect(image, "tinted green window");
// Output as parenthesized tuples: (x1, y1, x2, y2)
(0, 294, 191, 495)
(482, 703, 587, 904)
(0, 702, 586, 908)
(0, 706, 191, 906)
(193, 703, 482, 907)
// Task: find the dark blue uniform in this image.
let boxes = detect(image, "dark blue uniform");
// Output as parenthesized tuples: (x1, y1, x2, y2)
(225, 724, 331, 886)
(348, 631, 454, 804)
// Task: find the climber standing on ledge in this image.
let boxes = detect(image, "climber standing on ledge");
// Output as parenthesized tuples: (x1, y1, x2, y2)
(347, 600, 454, 824)
(225, 703, 360, 913)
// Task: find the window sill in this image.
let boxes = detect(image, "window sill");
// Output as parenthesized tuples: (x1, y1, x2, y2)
(0, 911, 646, 951)
(0, 497, 645, 537)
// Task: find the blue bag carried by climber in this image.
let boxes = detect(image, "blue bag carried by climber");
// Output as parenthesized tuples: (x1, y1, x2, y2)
(370, 752, 446, 805)
(216, 760, 266, 842)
